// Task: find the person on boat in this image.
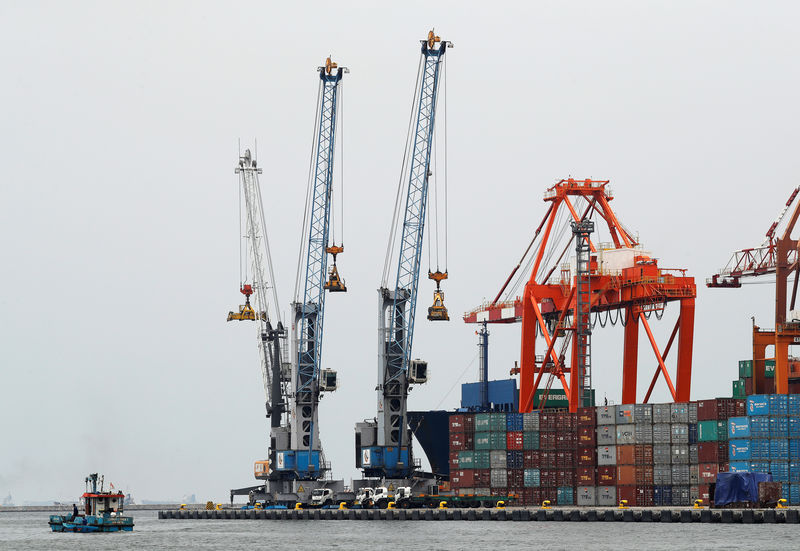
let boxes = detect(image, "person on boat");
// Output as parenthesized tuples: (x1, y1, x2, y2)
(72, 504, 79, 518)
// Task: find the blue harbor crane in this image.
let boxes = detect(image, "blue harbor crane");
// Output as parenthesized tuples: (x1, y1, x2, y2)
(356, 31, 452, 481)
(229, 57, 351, 506)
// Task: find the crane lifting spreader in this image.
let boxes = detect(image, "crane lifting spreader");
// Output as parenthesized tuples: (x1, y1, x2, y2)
(227, 284, 267, 321)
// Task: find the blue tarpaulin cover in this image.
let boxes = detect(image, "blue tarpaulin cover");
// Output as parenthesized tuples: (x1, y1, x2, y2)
(714, 472, 773, 505)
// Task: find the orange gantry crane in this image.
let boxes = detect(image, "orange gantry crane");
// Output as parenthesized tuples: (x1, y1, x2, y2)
(464, 178, 697, 413)
(708, 186, 800, 394)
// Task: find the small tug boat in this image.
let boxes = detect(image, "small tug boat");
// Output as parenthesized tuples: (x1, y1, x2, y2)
(49, 473, 134, 533)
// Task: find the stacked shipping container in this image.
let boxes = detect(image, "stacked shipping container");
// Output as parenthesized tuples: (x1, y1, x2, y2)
(449, 398, 747, 507)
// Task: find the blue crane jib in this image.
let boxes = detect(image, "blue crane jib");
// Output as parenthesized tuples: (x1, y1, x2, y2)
(356, 32, 449, 479)
(279, 59, 345, 481)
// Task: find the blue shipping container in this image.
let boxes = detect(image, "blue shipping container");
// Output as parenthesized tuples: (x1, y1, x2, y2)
(791, 439, 800, 460)
(772, 461, 790, 482)
(789, 395, 800, 416)
(506, 413, 523, 432)
(790, 462, 800, 483)
(750, 439, 770, 460)
(750, 416, 770, 438)
(782, 482, 791, 500)
(749, 461, 770, 473)
(790, 418, 800, 438)
(770, 395, 788, 416)
(689, 424, 698, 444)
(771, 439, 790, 460)
(729, 439, 751, 460)
(792, 484, 800, 505)
(747, 395, 771, 416)
(654, 485, 672, 506)
(506, 450, 523, 469)
(770, 417, 789, 438)
(729, 461, 750, 473)
(728, 417, 751, 438)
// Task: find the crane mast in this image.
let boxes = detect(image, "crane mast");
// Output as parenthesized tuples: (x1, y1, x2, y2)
(356, 31, 450, 480)
(287, 58, 346, 479)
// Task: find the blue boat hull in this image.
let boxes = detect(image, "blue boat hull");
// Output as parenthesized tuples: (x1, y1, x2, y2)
(49, 514, 134, 532)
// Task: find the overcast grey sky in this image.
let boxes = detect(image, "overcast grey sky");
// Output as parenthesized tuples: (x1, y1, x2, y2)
(1, 1, 798, 503)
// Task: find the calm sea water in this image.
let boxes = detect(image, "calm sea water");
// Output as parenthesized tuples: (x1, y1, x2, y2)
(1, 509, 798, 550)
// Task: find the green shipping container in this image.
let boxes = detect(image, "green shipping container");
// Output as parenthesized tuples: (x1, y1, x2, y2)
(533, 389, 569, 409)
(490, 432, 507, 450)
(474, 432, 491, 450)
(473, 450, 491, 469)
(458, 451, 475, 468)
(733, 379, 746, 399)
(557, 487, 574, 505)
(489, 413, 507, 432)
(766, 361, 775, 378)
(697, 420, 726, 442)
(524, 468, 541, 487)
(739, 360, 753, 378)
(475, 414, 491, 432)
(523, 431, 540, 450)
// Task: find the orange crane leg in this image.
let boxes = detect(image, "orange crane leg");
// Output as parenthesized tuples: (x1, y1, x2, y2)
(622, 307, 639, 404)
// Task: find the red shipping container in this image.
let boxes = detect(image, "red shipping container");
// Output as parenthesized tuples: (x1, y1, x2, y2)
(449, 414, 466, 433)
(540, 451, 557, 468)
(576, 446, 597, 466)
(576, 466, 596, 485)
(506, 431, 524, 451)
(745, 377, 753, 395)
(451, 469, 474, 488)
(540, 469, 558, 487)
(617, 465, 636, 486)
(618, 485, 637, 507)
(635, 485, 654, 507)
(634, 444, 653, 465)
(556, 412, 576, 432)
(523, 450, 540, 468)
(474, 469, 491, 487)
(531, 488, 543, 506)
(463, 414, 475, 432)
(616, 445, 636, 465)
(698, 442, 727, 464)
(556, 433, 577, 450)
(507, 469, 524, 489)
(539, 413, 557, 432)
(789, 381, 800, 394)
(597, 465, 616, 486)
(635, 465, 653, 485)
(696, 399, 721, 421)
(519, 488, 534, 506)
(733, 400, 745, 417)
(697, 484, 711, 503)
(449, 432, 473, 451)
(557, 468, 575, 486)
(698, 463, 719, 483)
(556, 450, 575, 468)
(540, 432, 557, 451)
(539, 487, 558, 503)
(718, 462, 729, 474)
(577, 406, 596, 426)
(491, 487, 508, 497)
(578, 426, 597, 447)
(449, 451, 460, 472)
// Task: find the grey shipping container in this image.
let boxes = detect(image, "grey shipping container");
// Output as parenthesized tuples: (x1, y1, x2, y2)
(616, 425, 635, 445)
(596, 406, 615, 425)
(634, 404, 653, 425)
(597, 487, 617, 507)
(653, 423, 672, 444)
(671, 403, 689, 423)
(490, 468, 508, 488)
(597, 445, 616, 466)
(653, 443, 671, 464)
(577, 486, 596, 506)
(616, 404, 635, 424)
(654, 465, 672, 485)
(688, 403, 698, 424)
(671, 444, 689, 464)
(673, 486, 691, 506)
(490, 450, 507, 468)
(635, 424, 653, 444)
(671, 424, 689, 444)
(690, 464, 699, 484)
(653, 404, 672, 424)
(671, 464, 690, 485)
(597, 425, 616, 445)
(689, 444, 698, 465)
(523, 412, 540, 432)
(474, 487, 490, 496)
